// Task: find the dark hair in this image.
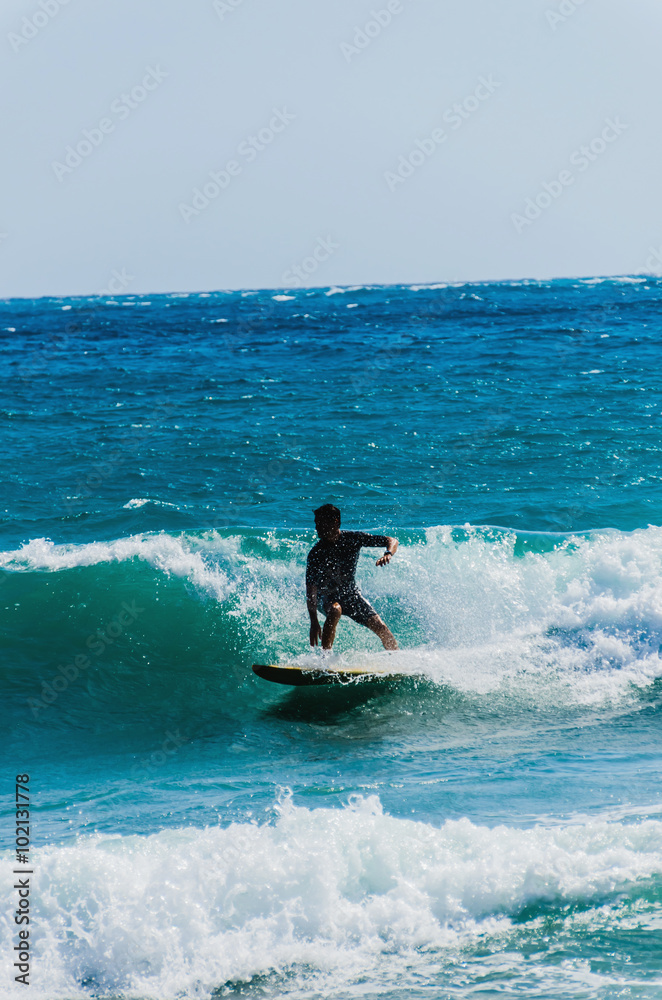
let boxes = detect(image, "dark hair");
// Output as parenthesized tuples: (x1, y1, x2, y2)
(313, 504, 341, 523)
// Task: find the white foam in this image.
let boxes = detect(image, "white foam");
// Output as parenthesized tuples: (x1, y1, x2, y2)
(580, 275, 646, 285)
(241, 523, 662, 704)
(407, 282, 452, 291)
(0, 532, 231, 601)
(122, 498, 178, 509)
(324, 285, 373, 296)
(1, 796, 660, 999)
(4, 525, 662, 703)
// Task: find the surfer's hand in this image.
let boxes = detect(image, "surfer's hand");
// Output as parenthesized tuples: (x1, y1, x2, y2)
(376, 551, 392, 567)
(309, 621, 322, 646)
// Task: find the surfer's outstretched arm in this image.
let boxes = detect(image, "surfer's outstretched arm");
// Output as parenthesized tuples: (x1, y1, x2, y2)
(376, 536, 398, 566)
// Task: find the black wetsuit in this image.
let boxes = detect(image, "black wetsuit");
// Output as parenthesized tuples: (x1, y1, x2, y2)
(306, 530, 390, 625)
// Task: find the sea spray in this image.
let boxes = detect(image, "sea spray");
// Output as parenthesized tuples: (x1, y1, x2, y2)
(1, 795, 661, 999)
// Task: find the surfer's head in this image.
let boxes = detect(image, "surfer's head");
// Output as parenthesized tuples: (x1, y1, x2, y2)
(314, 504, 341, 542)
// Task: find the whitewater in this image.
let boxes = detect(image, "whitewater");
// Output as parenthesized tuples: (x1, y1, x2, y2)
(2, 278, 662, 998)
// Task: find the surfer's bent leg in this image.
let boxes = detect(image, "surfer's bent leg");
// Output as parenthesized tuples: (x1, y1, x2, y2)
(322, 601, 342, 650)
(338, 590, 399, 650)
(365, 614, 398, 650)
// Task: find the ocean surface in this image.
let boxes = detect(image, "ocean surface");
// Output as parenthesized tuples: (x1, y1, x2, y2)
(2, 276, 662, 999)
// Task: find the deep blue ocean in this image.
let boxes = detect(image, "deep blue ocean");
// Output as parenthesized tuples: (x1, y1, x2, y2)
(2, 277, 662, 999)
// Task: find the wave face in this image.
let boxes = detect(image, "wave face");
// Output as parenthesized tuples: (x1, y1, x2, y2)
(3, 279, 662, 999)
(3, 523, 662, 710)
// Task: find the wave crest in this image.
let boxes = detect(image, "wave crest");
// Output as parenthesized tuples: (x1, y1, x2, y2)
(3, 525, 662, 706)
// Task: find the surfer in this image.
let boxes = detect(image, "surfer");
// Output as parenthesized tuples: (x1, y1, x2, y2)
(306, 504, 399, 650)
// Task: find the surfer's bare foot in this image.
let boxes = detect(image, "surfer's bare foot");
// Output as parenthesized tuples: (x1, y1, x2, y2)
(366, 615, 398, 650)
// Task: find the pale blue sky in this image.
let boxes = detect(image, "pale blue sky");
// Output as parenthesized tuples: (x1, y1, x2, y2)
(2, 0, 661, 297)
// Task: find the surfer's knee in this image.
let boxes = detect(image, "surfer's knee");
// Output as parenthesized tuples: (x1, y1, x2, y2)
(328, 601, 342, 618)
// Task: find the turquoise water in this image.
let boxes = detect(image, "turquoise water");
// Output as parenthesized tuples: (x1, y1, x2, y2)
(2, 277, 662, 998)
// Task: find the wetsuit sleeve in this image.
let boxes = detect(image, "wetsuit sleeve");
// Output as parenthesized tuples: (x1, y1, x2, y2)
(351, 532, 390, 548)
